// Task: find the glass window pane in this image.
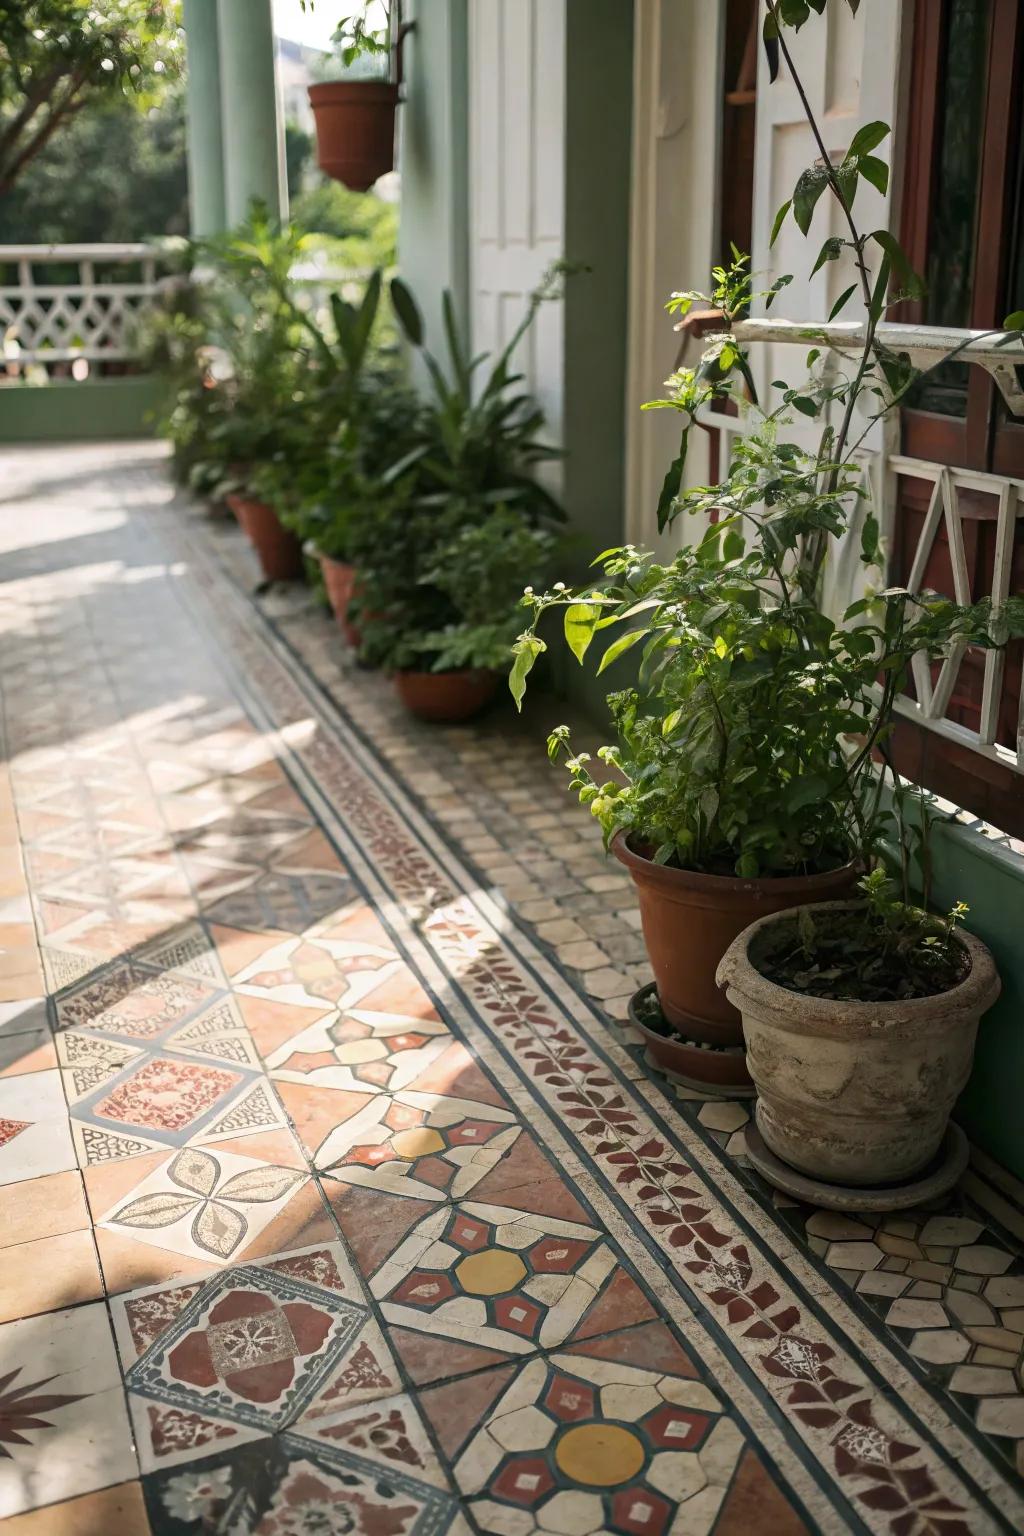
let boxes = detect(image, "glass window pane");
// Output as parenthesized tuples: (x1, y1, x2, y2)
(909, 0, 991, 416)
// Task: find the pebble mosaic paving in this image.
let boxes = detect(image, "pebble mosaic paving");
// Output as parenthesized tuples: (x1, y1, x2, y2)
(0, 442, 1022, 1534)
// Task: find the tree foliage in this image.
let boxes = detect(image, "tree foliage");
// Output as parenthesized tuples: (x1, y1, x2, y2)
(0, 0, 182, 192)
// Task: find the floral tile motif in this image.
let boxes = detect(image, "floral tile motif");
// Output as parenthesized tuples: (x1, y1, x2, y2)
(430, 1347, 740, 1536)
(0, 1304, 137, 1518)
(143, 1433, 457, 1536)
(70, 1050, 263, 1157)
(54, 956, 219, 1041)
(97, 1147, 307, 1263)
(371, 1201, 618, 1354)
(115, 1245, 400, 1461)
(290, 1391, 450, 1489)
(314, 1089, 522, 1199)
(248, 942, 452, 1094)
(0, 1069, 75, 1186)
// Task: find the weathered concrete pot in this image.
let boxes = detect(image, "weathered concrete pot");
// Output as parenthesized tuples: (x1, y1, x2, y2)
(716, 902, 1001, 1186)
(611, 834, 859, 1044)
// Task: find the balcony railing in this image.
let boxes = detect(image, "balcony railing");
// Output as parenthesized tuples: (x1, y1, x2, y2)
(0, 244, 168, 375)
(695, 318, 1024, 776)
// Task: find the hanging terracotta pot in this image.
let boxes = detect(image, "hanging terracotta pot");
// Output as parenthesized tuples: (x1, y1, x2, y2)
(611, 834, 860, 1045)
(226, 494, 303, 582)
(307, 82, 400, 191)
(394, 669, 498, 723)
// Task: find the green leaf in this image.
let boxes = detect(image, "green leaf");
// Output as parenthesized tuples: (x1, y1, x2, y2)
(828, 284, 857, 320)
(770, 199, 792, 247)
(811, 237, 843, 276)
(791, 396, 819, 417)
(656, 433, 688, 532)
(1002, 309, 1024, 331)
(847, 121, 890, 158)
(792, 165, 830, 235)
(787, 775, 828, 812)
(509, 636, 546, 710)
(871, 230, 924, 301)
(390, 277, 424, 347)
(563, 603, 601, 663)
(762, 13, 780, 82)
(597, 627, 646, 674)
(860, 511, 881, 565)
(858, 154, 890, 195)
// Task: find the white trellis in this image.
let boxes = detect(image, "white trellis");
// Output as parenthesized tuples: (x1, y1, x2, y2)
(0, 244, 170, 370)
(693, 317, 1024, 776)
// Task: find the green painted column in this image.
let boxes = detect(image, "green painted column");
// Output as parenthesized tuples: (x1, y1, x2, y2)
(216, 0, 286, 226)
(182, 0, 226, 235)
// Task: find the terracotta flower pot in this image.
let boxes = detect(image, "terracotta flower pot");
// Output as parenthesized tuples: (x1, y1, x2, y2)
(628, 984, 753, 1095)
(611, 833, 860, 1044)
(226, 494, 303, 582)
(394, 669, 498, 723)
(308, 81, 399, 191)
(716, 902, 1001, 1185)
(317, 552, 362, 646)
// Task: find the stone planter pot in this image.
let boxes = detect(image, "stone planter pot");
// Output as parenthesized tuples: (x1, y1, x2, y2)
(394, 669, 498, 723)
(316, 551, 361, 646)
(716, 902, 1001, 1186)
(611, 834, 859, 1045)
(308, 81, 399, 190)
(227, 494, 303, 583)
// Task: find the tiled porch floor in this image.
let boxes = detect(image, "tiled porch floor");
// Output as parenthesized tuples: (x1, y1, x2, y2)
(0, 442, 1022, 1534)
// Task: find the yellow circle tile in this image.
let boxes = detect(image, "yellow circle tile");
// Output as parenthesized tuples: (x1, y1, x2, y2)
(455, 1249, 528, 1296)
(555, 1424, 646, 1487)
(391, 1127, 445, 1158)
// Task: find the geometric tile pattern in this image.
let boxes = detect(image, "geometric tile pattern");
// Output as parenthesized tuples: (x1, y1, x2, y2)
(2, 444, 1023, 1534)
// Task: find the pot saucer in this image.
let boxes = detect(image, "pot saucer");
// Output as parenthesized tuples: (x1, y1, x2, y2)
(743, 1121, 969, 1212)
(629, 984, 755, 1099)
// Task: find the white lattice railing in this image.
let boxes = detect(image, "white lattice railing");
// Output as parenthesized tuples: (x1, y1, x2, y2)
(695, 318, 1024, 775)
(0, 244, 168, 371)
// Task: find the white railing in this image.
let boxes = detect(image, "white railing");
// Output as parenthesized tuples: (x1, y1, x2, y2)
(0, 244, 168, 371)
(695, 319, 1024, 774)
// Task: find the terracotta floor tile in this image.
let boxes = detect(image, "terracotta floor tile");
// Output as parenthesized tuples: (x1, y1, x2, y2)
(713, 1447, 812, 1535)
(0, 1168, 90, 1248)
(0, 1227, 103, 1322)
(0, 1481, 151, 1536)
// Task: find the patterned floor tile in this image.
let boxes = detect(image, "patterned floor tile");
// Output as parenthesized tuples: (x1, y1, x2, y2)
(93, 1145, 309, 1266)
(142, 1432, 457, 1535)
(313, 1087, 522, 1196)
(371, 1200, 621, 1355)
(113, 1244, 402, 1472)
(0, 1304, 137, 1518)
(420, 1337, 740, 1536)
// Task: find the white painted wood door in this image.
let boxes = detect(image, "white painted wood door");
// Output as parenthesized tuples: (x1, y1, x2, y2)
(468, 0, 566, 470)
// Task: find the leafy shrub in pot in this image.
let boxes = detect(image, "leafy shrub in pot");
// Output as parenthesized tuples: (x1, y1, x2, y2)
(511, 0, 1024, 1056)
(349, 274, 566, 721)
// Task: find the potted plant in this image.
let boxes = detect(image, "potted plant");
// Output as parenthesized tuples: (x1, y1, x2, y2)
(359, 506, 558, 722)
(345, 272, 566, 717)
(716, 870, 1000, 1190)
(511, 0, 1024, 1101)
(307, 3, 409, 192)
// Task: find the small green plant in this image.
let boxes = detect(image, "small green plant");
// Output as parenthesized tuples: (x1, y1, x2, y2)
(752, 870, 970, 1002)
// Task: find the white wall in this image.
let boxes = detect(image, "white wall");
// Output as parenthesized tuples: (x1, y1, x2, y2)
(468, 0, 566, 468)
